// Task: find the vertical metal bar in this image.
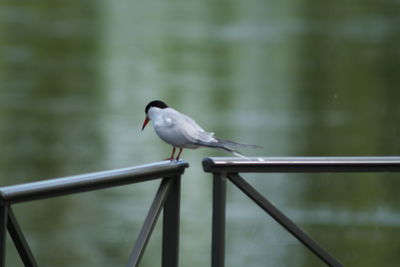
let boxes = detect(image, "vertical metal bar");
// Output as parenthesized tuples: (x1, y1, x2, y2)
(162, 176, 181, 267)
(211, 173, 226, 267)
(228, 173, 343, 267)
(127, 178, 172, 267)
(7, 207, 38, 267)
(0, 203, 8, 267)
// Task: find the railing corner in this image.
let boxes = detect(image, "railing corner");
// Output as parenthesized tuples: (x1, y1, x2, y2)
(0, 191, 7, 206)
(202, 157, 215, 173)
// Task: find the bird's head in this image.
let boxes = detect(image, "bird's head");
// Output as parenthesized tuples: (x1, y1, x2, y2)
(142, 100, 169, 130)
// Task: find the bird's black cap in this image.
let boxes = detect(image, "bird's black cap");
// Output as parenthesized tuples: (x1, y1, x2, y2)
(145, 100, 168, 114)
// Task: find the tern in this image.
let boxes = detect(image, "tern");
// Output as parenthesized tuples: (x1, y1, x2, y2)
(141, 100, 262, 160)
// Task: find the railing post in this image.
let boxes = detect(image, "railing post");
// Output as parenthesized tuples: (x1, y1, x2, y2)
(162, 176, 181, 267)
(211, 173, 226, 267)
(0, 203, 8, 267)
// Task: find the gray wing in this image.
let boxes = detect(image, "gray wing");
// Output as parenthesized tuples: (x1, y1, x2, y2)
(168, 109, 217, 144)
(167, 108, 262, 152)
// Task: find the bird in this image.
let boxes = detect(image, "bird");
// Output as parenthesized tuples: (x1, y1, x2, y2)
(141, 100, 262, 160)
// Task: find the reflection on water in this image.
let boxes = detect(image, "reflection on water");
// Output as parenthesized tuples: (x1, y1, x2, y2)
(1, 0, 400, 266)
(0, 0, 103, 184)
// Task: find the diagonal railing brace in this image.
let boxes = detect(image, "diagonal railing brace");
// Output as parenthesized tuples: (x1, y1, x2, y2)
(7, 207, 38, 267)
(228, 173, 343, 267)
(127, 178, 173, 267)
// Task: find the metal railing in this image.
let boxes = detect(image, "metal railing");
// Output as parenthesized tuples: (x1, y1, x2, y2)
(2, 157, 400, 267)
(0, 160, 189, 267)
(202, 156, 400, 267)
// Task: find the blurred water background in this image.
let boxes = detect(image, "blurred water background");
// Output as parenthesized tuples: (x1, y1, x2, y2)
(1, 0, 400, 266)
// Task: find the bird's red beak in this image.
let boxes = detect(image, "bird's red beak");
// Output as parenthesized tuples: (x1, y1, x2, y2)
(142, 117, 150, 131)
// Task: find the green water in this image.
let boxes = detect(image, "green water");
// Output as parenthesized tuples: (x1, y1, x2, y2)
(1, 0, 400, 266)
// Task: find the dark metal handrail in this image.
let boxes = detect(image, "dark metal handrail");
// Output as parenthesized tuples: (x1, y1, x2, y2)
(0, 160, 189, 267)
(202, 156, 400, 267)
(203, 156, 400, 173)
(2, 157, 400, 267)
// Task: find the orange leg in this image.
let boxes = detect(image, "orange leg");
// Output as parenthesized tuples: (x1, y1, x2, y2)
(166, 147, 176, 160)
(176, 148, 183, 160)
